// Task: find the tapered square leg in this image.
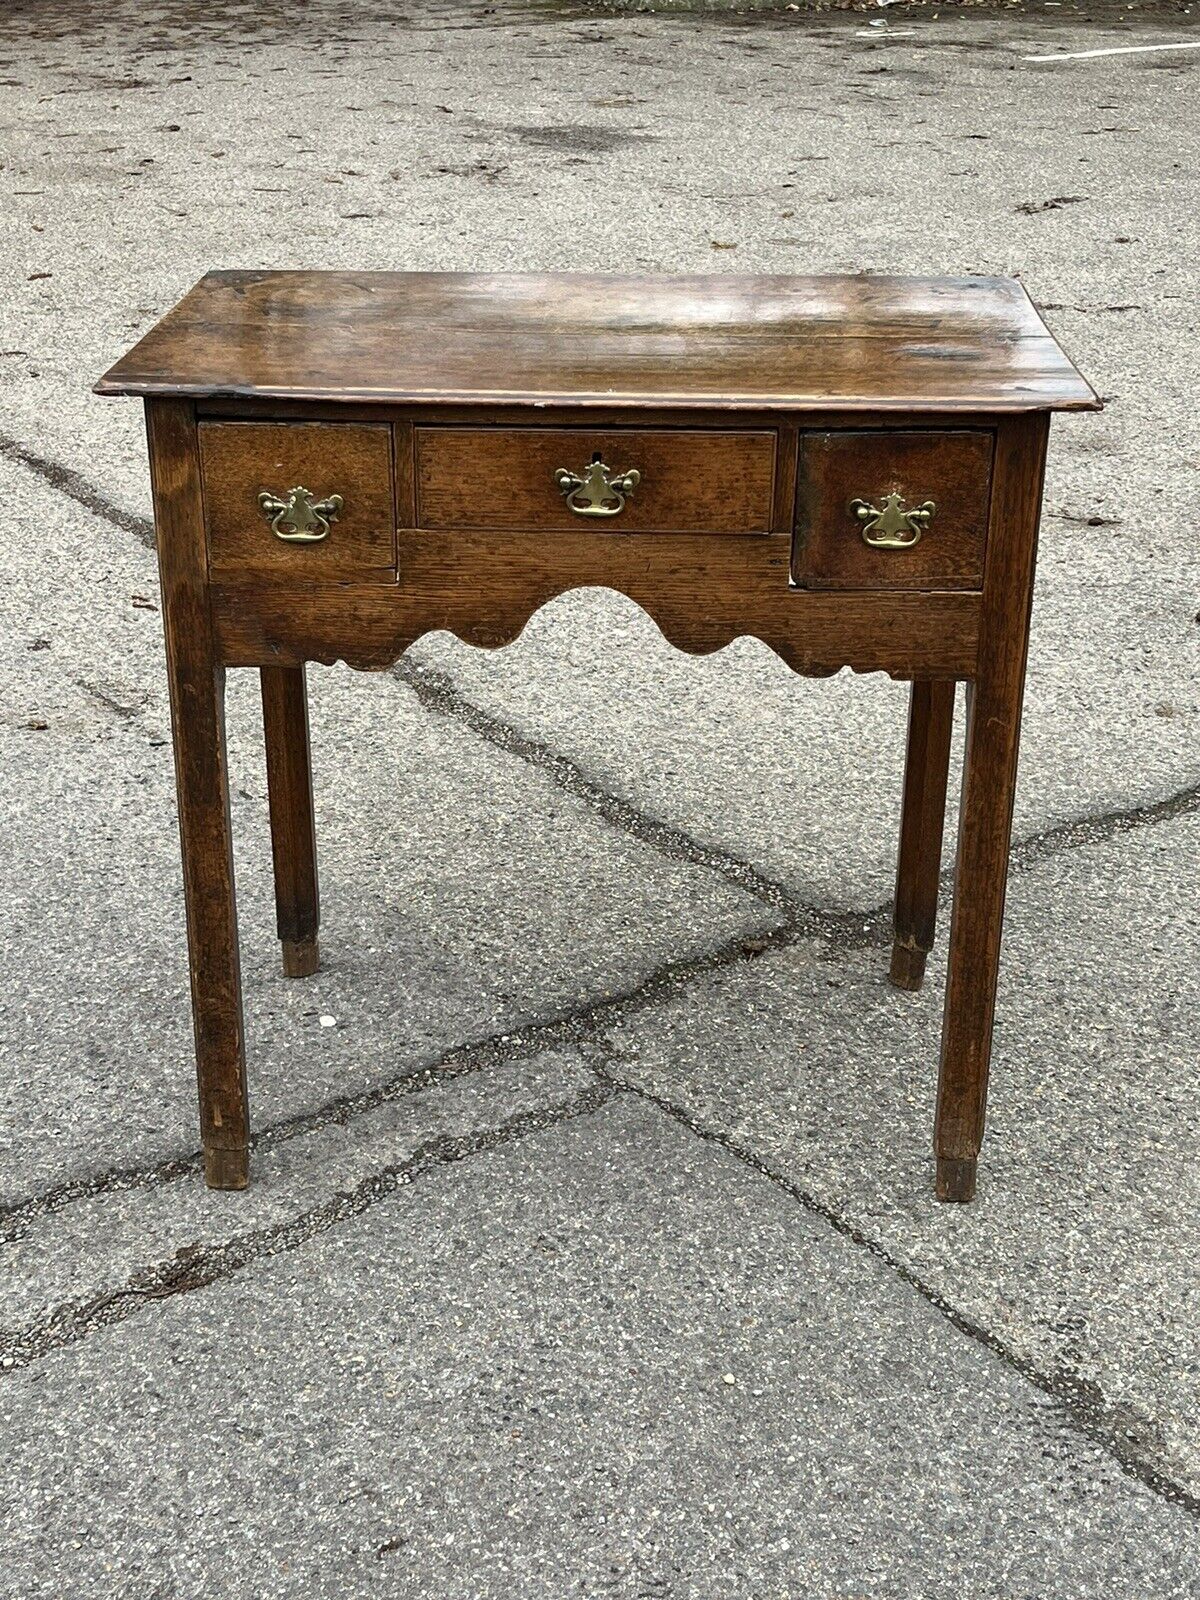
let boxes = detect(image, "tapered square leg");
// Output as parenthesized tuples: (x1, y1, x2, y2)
(890, 679, 955, 992)
(935, 677, 1022, 1203)
(261, 664, 320, 978)
(148, 399, 250, 1189)
(934, 412, 1049, 1202)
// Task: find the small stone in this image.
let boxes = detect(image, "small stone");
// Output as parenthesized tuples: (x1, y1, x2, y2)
(319, 1014, 336, 1028)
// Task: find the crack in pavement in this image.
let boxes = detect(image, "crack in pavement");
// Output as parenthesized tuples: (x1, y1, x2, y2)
(393, 655, 810, 918)
(0, 918, 842, 1241)
(8, 1034, 1197, 1529)
(1010, 778, 1200, 870)
(395, 647, 1200, 897)
(583, 1053, 1200, 1525)
(0, 431, 156, 548)
(0, 1082, 615, 1376)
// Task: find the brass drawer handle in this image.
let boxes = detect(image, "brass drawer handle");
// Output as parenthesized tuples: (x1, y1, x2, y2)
(554, 454, 641, 519)
(850, 493, 935, 550)
(257, 485, 344, 543)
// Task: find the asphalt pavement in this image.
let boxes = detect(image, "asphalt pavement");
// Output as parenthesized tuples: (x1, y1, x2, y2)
(1, 1, 1198, 1594)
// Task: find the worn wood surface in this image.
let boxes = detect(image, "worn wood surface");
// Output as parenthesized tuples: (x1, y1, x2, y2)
(260, 665, 320, 979)
(101, 273, 1095, 1200)
(146, 397, 250, 1189)
(96, 271, 1101, 414)
(199, 420, 397, 580)
(210, 541, 982, 679)
(935, 411, 1050, 1202)
(415, 426, 778, 535)
(794, 429, 994, 591)
(890, 680, 956, 991)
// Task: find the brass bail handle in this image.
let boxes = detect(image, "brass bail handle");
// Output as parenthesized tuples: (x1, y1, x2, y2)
(554, 453, 641, 518)
(850, 492, 935, 550)
(258, 485, 344, 543)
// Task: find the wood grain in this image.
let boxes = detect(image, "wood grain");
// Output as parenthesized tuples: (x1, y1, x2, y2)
(210, 527, 981, 679)
(96, 271, 1101, 414)
(260, 665, 320, 978)
(934, 411, 1050, 1202)
(890, 680, 956, 991)
(794, 429, 993, 591)
(100, 272, 1097, 1200)
(146, 397, 250, 1189)
(199, 420, 397, 580)
(415, 426, 777, 535)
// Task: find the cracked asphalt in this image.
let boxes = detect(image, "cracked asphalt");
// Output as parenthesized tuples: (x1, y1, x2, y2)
(2, 0, 1199, 1594)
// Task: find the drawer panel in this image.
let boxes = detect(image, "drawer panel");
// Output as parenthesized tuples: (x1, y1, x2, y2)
(793, 429, 993, 591)
(415, 427, 777, 535)
(199, 421, 396, 580)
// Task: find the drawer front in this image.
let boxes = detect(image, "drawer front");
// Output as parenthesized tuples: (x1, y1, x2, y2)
(199, 421, 396, 580)
(792, 429, 993, 591)
(415, 427, 777, 535)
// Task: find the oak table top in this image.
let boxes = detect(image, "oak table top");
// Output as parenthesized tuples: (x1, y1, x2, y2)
(99, 269, 1097, 1202)
(96, 269, 1099, 414)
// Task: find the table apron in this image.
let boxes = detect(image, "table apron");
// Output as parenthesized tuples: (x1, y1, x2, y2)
(208, 570, 981, 680)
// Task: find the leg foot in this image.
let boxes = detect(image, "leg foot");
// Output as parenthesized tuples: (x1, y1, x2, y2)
(935, 1155, 977, 1203)
(205, 1144, 250, 1190)
(281, 935, 320, 978)
(889, 942, 927, 992)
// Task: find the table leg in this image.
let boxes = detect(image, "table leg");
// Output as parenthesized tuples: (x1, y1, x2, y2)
(261, 665, 320, 978)
(934, 679, 1023, 1202)
(890, 679, 955, 992)
(148, 398, 250, 1189)
(934, 412, 1048, 1203)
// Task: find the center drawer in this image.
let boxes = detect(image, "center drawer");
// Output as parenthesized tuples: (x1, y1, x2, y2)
(414, 427, 777, 535)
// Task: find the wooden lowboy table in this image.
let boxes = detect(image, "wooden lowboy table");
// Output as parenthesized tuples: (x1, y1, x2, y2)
(97, 271, 1098, 1201)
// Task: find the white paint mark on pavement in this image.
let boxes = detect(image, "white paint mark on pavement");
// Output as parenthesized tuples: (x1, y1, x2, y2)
(1023, 41, 1200, 63)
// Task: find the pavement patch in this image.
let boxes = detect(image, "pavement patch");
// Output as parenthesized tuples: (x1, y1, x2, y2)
(2, 1098, 1198, 1598)
(600, 811, 1200, 1504)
